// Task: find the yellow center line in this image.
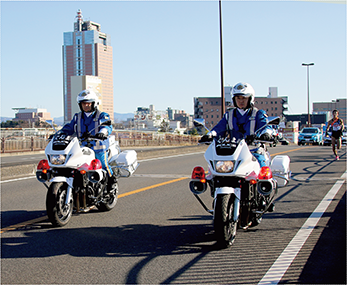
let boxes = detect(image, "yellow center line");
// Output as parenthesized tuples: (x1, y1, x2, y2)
(272, 146, 315, 156)
(118, 177, 188, 198)
(1, 177, 189, 233)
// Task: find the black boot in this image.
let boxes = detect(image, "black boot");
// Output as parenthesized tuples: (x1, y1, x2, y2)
(267, 203, 275, 212)
(107, 175, 118, 192)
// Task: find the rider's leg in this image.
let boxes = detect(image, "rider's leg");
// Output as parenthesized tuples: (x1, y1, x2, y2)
(252, 152, 267, 168)
(95, 150, 117, 190)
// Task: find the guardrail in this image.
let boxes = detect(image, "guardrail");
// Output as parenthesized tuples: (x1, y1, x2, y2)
(0, 130, 200, 153)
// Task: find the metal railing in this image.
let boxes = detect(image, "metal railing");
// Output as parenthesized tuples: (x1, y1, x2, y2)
(0, 128, 200, 153)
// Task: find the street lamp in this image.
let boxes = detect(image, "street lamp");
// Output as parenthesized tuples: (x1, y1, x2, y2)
(219, 0, 225, 116)
(302, 62, 314, 126)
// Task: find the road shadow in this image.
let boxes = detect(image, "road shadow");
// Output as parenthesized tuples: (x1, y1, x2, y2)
(1, 216, 217, 253)
(1, 210, 47, 229)
(1, 215, 223, 283)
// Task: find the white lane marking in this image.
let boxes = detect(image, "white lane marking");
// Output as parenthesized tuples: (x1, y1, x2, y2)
(0, 176, 36, 184)
(258, 171, 346, 285)
(138, 151, 204, 162)
(0, 151, 204, 183)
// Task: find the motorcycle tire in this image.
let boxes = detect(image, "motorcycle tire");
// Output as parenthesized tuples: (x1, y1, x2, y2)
(214, 194, 237, 248)
(98, 182, 118, 211)
(46, 182, 73, 227)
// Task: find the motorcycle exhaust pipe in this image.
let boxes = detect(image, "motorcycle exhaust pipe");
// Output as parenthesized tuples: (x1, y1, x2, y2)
(257, 180, 276, 196)
(88, 169, 104, 183)
(189, 180, 207, 195)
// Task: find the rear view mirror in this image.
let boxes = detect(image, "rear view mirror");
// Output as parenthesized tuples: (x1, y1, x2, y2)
(267, 116, 280, 125)
(193, 118, 206, 128)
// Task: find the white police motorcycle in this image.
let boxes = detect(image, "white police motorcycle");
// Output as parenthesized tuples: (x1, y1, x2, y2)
(189, 117, 290, 247)
(36, 119, 138, 227)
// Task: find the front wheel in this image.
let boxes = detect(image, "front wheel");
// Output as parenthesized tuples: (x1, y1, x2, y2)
(214, 194, 238, 248)
(46, 182, 73, 227)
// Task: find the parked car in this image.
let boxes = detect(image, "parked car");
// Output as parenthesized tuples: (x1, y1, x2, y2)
(298, 127, 323, 145)
(323, 126, 347, 146)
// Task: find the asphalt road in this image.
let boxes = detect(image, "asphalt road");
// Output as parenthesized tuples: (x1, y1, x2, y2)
(1, 145, 346, 284)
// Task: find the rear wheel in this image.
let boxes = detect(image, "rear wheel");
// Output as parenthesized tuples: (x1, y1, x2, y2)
(214, 194, 237, 248)
(46, 182, 73, 227)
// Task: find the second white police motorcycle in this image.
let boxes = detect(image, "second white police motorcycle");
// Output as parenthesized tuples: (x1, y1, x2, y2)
(36, 119, 138, 227)
(189, 117, 291, 247)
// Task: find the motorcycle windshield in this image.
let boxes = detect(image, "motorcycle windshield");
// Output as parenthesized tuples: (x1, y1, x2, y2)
(52, 133, 75, 151)
(214, 130, 243, 156)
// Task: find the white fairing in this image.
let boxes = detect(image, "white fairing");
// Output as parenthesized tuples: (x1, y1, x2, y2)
(204, 139, 261, 178)
(45, 134, 137, 179)
(105, 135, 120, 158)
(45, 137, 95, 169)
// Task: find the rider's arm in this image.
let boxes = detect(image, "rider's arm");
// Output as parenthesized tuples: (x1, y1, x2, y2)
(60, 114, 78, 135)
(211, 112, 229, 137)
(98, 112, 113, 136)
(255, 109, 270, 132)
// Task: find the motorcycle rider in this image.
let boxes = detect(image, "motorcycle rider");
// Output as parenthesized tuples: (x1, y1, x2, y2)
(61, 89, 117, 191)
(201, 82, 272, 167)
(326, 109, 344, 160)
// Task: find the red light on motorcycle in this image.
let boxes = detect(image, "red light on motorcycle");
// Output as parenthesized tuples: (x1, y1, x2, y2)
(192, 166, 206, 183)
(80, 170, 86, 175)
(37, 159, 50, 173)
(258, 166, 273, 180)
(89, 159, 102, 170)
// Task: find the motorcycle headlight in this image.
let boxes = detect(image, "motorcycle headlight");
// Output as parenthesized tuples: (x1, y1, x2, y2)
(215, 160, 234, 173)
(50, 154, 66, 165)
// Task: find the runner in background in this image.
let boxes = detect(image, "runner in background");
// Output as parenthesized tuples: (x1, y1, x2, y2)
(326, 110, 344, 160)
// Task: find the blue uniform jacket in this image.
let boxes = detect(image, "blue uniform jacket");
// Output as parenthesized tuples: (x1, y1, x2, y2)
(212, 108, 269, 139)
(61, 110, 112, 151)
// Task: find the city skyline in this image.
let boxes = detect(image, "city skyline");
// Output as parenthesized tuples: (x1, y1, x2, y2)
(1, 1, 346, 119)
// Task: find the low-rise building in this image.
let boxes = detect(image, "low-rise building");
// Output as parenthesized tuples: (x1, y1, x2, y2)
(194, 87, 288, 129)
(13, 108, 53, 125)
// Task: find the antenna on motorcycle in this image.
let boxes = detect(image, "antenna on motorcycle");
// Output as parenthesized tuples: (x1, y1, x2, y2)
(193, 118, 211, 133)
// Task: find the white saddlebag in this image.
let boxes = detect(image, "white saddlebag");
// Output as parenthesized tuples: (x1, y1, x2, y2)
(270, 155, 291, 187)
(110, 150, 138, 177)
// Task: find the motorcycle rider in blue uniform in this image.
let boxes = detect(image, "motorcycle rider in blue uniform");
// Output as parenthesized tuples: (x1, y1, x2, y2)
(61, 89, 117, 192)
(201, 82, 273, 167)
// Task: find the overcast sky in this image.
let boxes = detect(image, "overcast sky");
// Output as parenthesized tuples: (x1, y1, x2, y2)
(1, 0, 346, 118)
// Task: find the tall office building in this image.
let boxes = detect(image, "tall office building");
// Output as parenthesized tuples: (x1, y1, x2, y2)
(62, 9, 114, 122)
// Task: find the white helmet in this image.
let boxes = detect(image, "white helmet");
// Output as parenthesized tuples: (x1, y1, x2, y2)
(232, 82, 255, 109)
(77, 89, 99, 112)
